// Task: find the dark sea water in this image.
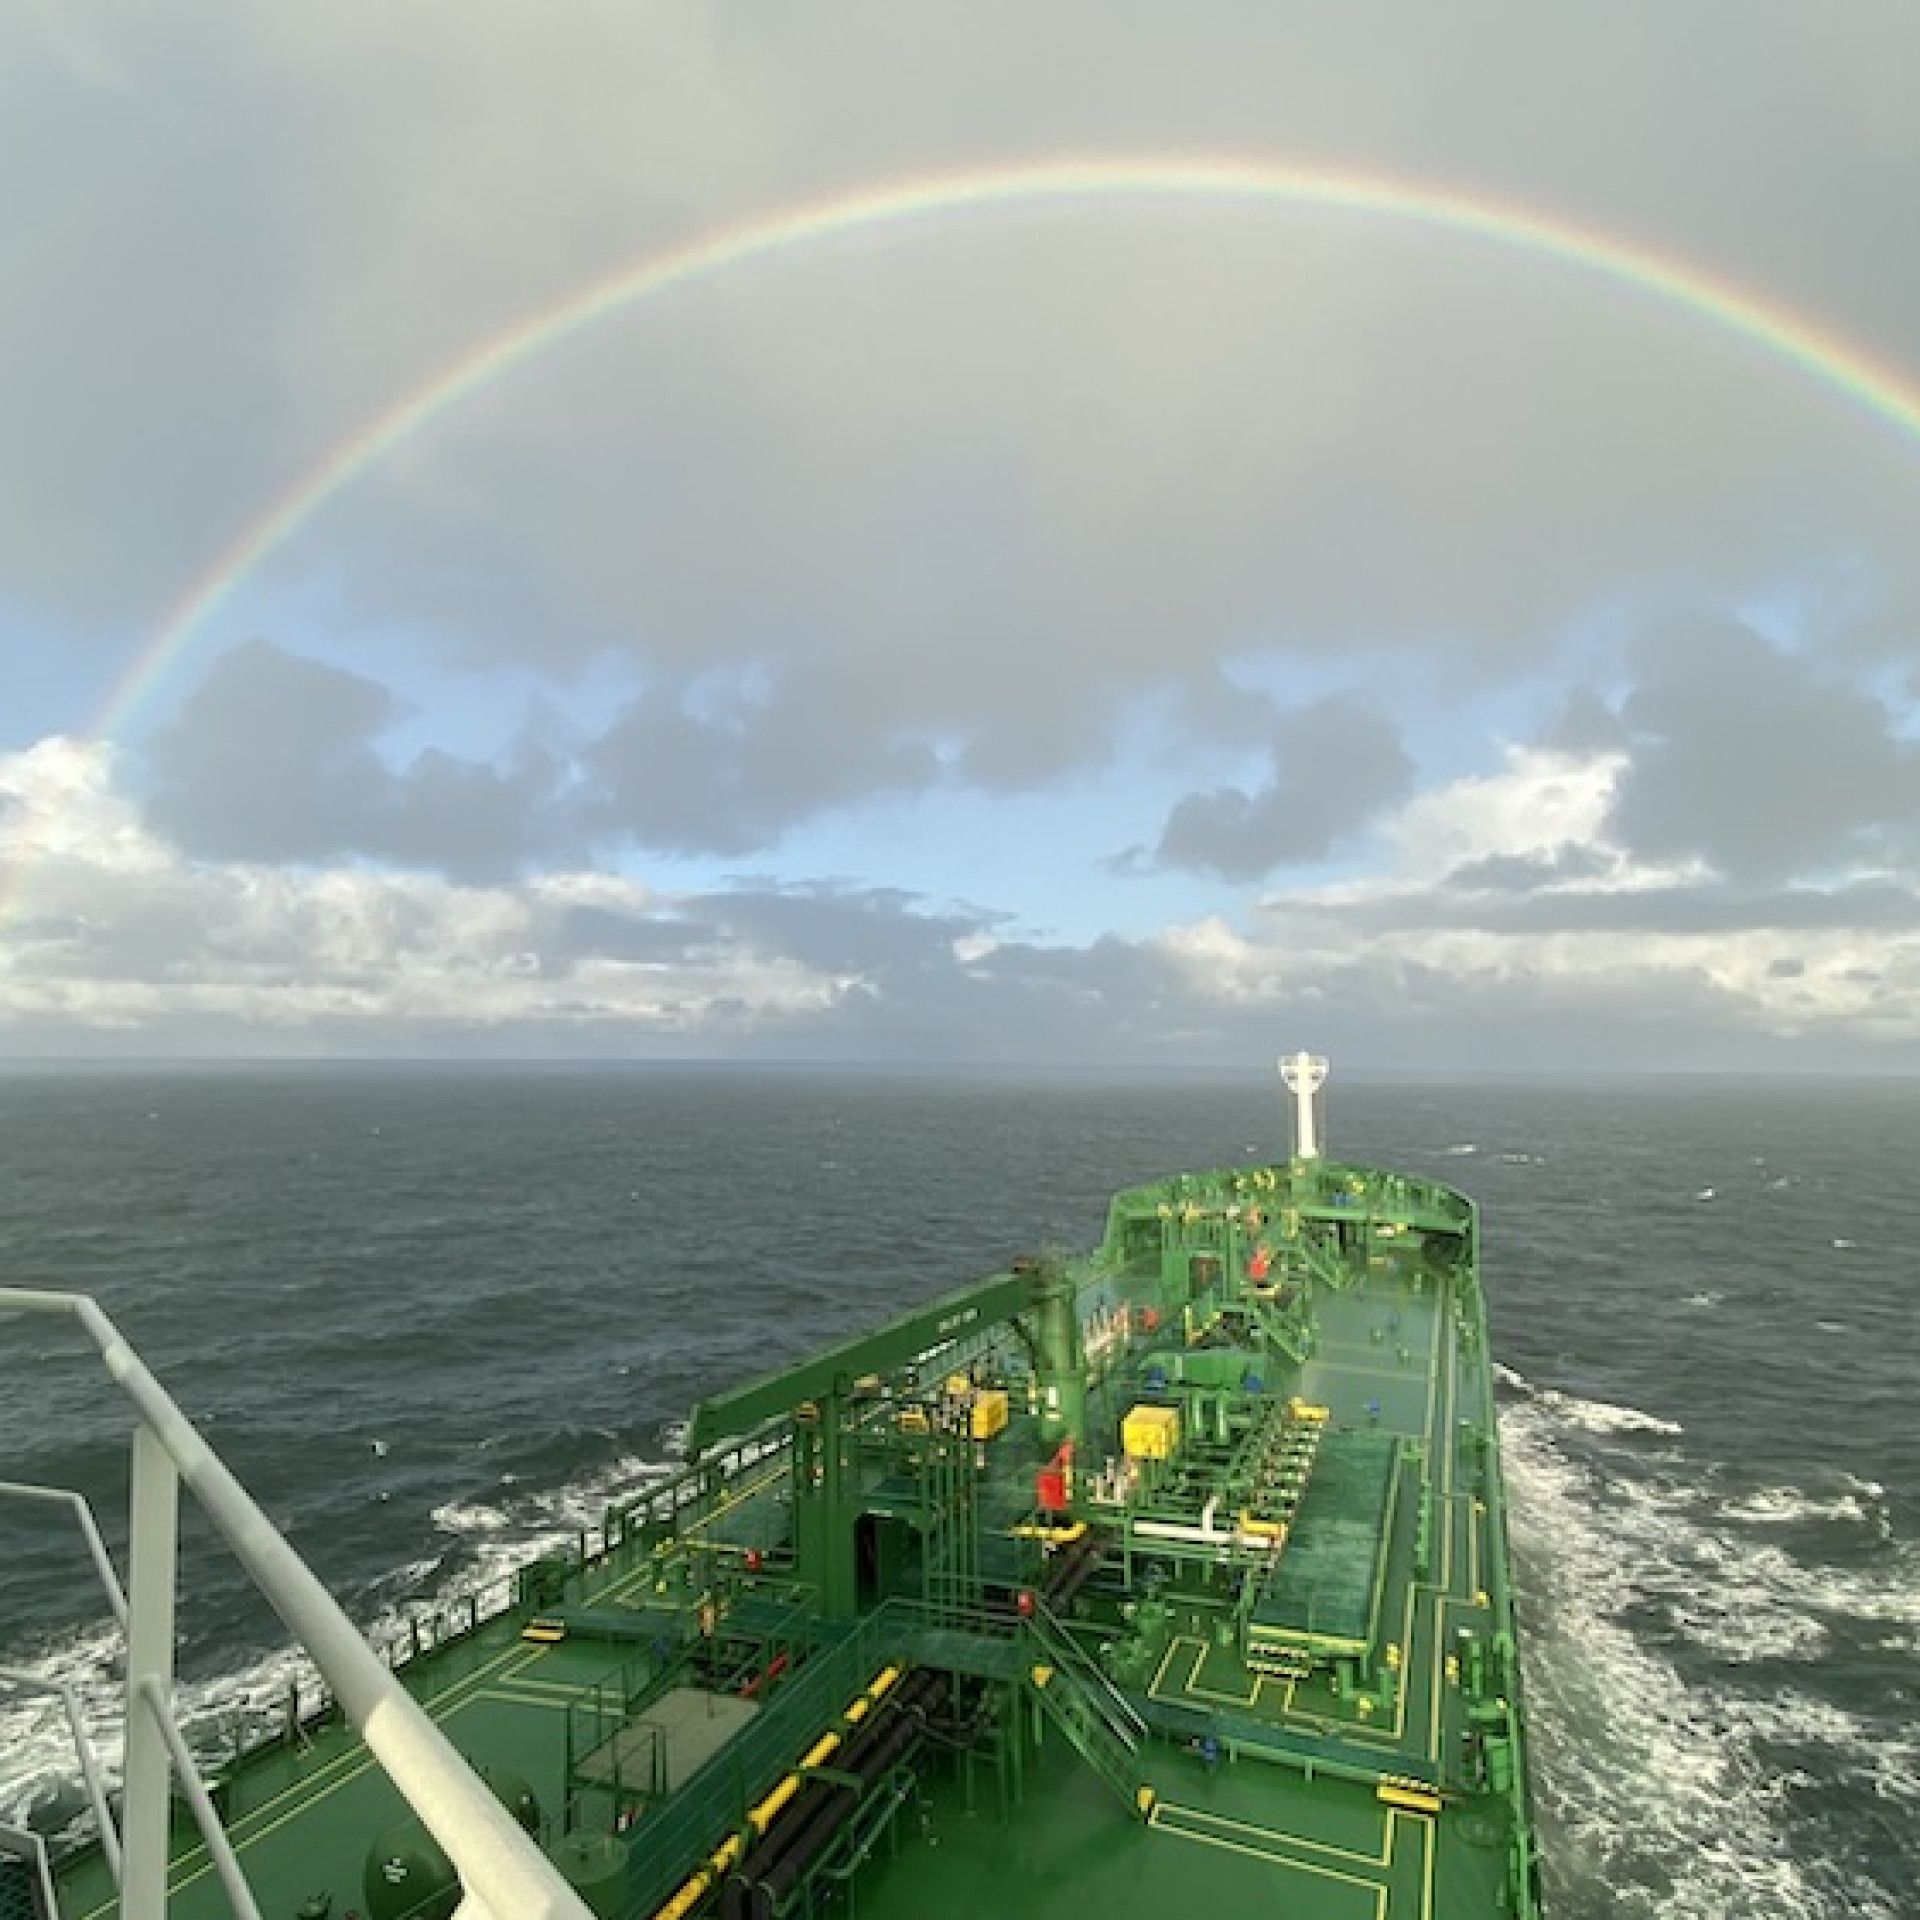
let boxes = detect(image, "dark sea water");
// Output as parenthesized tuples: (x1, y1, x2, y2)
(0, 1065, 1914, 1917)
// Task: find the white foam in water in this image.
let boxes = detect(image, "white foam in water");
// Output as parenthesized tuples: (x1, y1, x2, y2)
(1535, 1387, 1684, 1438)
(1443, 1142, 1479, 1155)
(1721, 1483, 1879, 1530)
(1682, 1290, 1723, 1309)
(0, 1619, 329, 1838)
(429, 1497, 511, 1533)
(428, 1449, 675, 1606)
(0, 1449, 674, 1836)
(1492, 1365, 1686, 1439)
(1507, 1414, 1847, 1915)
(1505, 1404, 1914, 1918)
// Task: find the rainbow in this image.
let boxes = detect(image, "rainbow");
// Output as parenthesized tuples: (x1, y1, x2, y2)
(9, 154, 1920, 927)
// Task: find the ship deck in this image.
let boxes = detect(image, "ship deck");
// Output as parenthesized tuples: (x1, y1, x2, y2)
(46, 1161, 1536, 1920)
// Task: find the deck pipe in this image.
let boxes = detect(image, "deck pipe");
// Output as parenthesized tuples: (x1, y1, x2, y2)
(1041, 1533, 1104, 1608)
(647, 1665, 904, 1920)
(726, 1683, 938, 1920)
(719, 1668, 947, 1920)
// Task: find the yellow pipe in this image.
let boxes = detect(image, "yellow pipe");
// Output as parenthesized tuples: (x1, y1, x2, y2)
(649, 1664, 904, 1920)
(1009, 1521, 1088, 1545)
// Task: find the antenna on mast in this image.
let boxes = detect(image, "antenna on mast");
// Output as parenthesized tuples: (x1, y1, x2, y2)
(1279, 1051, 1330, 1161)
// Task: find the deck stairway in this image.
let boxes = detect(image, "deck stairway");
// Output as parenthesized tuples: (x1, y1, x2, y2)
(1240, 1288, 1312, 1364)
(1021, 1599, 1149, 1814)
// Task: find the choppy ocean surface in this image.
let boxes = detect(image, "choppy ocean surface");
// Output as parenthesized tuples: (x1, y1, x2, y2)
(0, 1065, 1914, 1916)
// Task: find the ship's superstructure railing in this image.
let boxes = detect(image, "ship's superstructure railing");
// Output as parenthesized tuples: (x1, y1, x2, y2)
(0, 1287, 596, 1920)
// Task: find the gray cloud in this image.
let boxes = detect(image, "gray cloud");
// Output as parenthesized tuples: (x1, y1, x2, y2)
(141, 641, 953, 867)
(143, 640, 569, 879)
(1446, 843, 1615, 893)
(1318, 879, 1920, 939)
(583, 676, 944, 856)
(543, 884, 995, 982)
(1539, 688, 1629, 757)
(8, 4, 1920, 844)
(1606, 619, 1920, 882)
(1150, 698, 1413, 879)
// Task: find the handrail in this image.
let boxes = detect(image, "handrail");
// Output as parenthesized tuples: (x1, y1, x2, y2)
(0, 1483, 129, 1630)
(132, 1678, 261, 1920)
(1025, 1597, 1145, 1746)
(0, 1669, 121, 1883)
(0, 1287, 596, 1920)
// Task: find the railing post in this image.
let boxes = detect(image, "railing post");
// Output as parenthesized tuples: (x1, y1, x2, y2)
(122, 1424, 179, 1920)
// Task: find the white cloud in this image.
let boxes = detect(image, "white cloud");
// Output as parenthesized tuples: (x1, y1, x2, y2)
(0, 741, 848, 1037)
(1145, 747, 1920, 1043)
(1385, 747, 1627, 882)
(9, 737, 1920, 1056)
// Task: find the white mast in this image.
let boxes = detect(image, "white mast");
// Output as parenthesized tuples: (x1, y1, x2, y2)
(1279, 1051, 1330, 1161)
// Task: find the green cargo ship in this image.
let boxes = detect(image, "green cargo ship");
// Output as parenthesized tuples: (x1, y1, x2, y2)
(4, 1056, 1541, 1920)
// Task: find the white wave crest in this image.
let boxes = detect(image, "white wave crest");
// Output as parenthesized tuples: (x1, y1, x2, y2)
(428, 1450, 675, 1608)
(1721, 1485, 1877, 1530)
(0, 1619, 328, 1839)
(1535, 1387, 1684, 1438)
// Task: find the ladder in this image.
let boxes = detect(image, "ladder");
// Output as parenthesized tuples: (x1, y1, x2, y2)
(1022, 1600, 1151, 1815)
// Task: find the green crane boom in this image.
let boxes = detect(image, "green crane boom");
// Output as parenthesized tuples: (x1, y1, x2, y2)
(686, 1261, 1069, 1454)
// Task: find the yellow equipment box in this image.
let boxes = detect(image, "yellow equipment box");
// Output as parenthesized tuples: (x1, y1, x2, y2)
(970, 1388, 1010, 1441)
(1122, 1403, 1181, 1461)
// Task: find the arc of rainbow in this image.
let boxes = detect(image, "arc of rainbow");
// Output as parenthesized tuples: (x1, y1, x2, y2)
(7, 155, 1920, 932)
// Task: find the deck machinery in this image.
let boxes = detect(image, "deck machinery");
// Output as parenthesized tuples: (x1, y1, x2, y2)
(38, 1066, 1542, 1920)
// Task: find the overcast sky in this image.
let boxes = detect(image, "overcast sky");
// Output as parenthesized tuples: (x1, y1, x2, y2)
(4, 3, 1920, 1068)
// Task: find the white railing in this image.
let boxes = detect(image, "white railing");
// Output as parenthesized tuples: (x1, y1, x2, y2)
(0, 1668, 122, 1885)
(0, 1287, 596, 1920)
(0, 1826, 60, 1918)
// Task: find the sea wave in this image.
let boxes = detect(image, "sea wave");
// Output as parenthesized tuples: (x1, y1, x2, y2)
(1720, 1478, 1887, 1532)
(1537, 1389, 1684, 1438)
(1489, 1364, 1683, 1437)
(1502, 1406, 1909, 1919)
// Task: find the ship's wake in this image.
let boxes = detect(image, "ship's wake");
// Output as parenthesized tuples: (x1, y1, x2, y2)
(1501, 1386, 1917, 1920)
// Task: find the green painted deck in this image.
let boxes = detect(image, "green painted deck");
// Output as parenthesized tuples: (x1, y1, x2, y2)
(46, 1157, 1538, 1920)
